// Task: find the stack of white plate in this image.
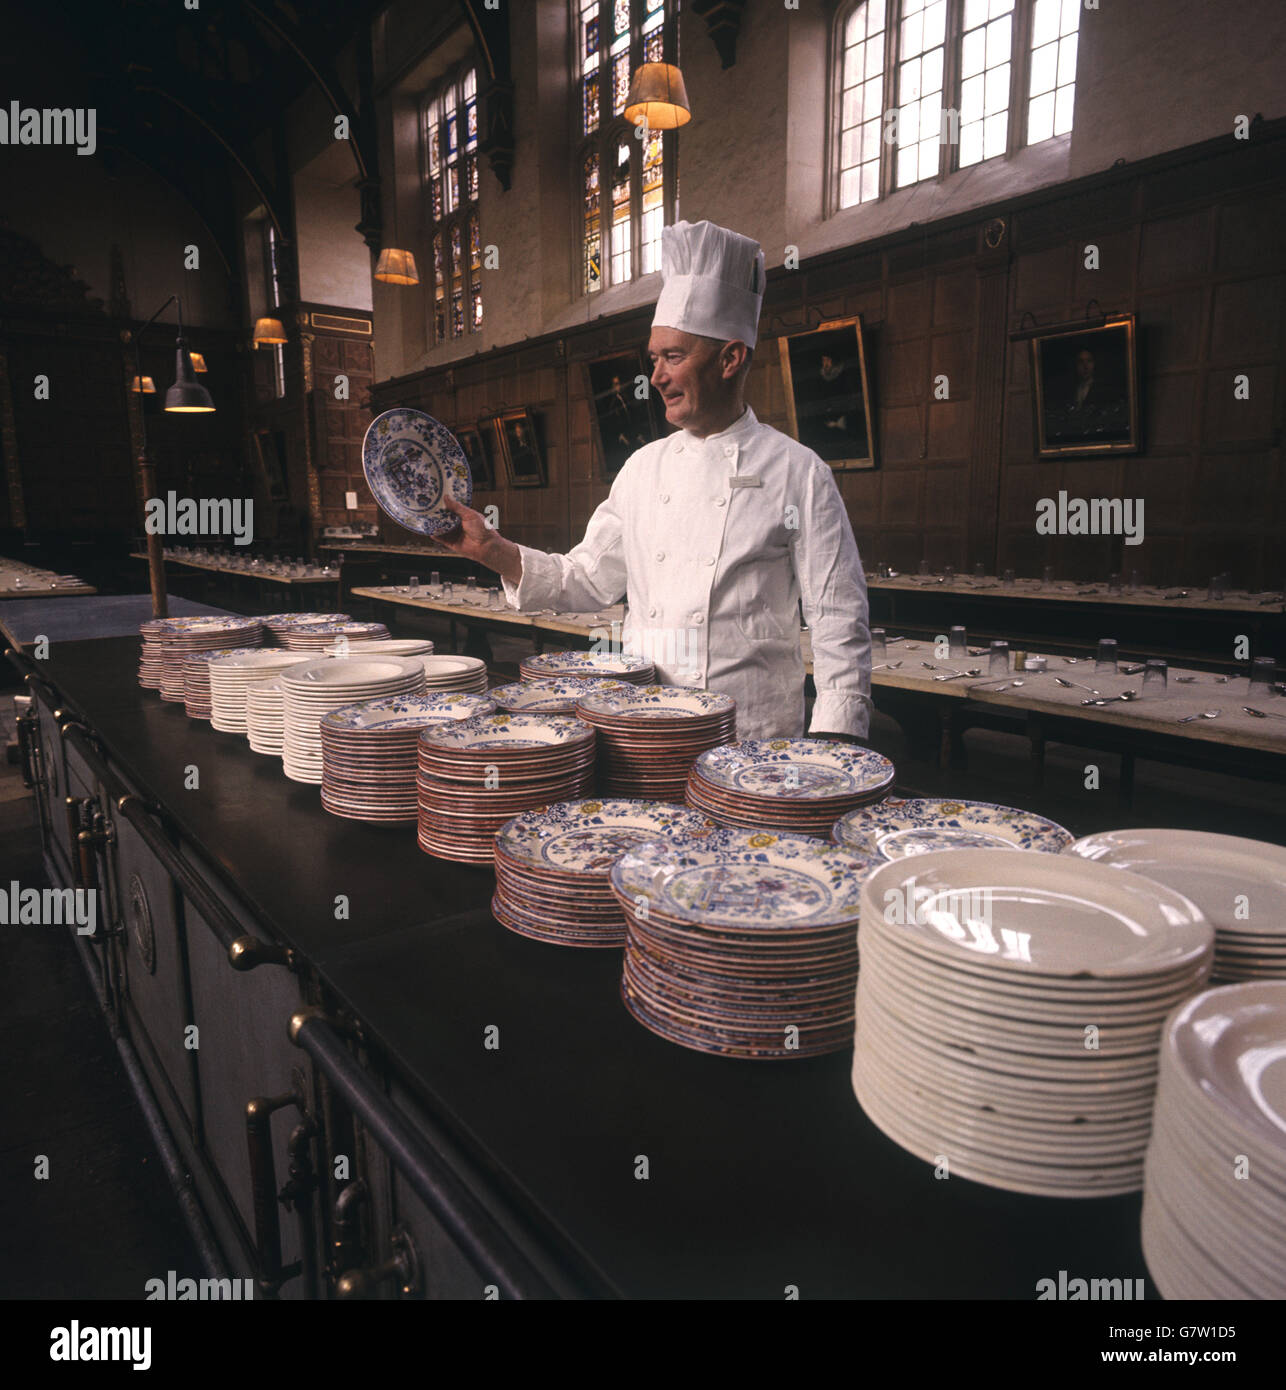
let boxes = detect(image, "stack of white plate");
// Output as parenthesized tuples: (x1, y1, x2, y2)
(280, 656, 425, 784)
(182, 647, 263, 720)
(489, 677, 631, 714)
(246, 679, 288, 756)
(323, 638, 435, 659)
(611, 829, 880, 1058)
(154, 618, 265, 701)
(834, 797, 1072, 860)
(319, 691, 495, 823)
(278, 620, 390, 651)
(418, 654, 490, 695)
(209, 650, 313, 733)
(492, 799, 716, 947)
(259, 612, 351, 642)
(687, 739, 895, 834)
(519, 649, 656, 684)
(139, 615, 261, 691)
(1142, 982, 1286, 1298)
(417, 714, 596, 863)
(1067, 829, 1286, 983)
(575, 686, 737, 801)
(853, 849, 1215, 1197)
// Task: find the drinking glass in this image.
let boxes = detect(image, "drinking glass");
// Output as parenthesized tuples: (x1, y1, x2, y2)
(1128, 569, 1142, 592)
(871, 628, 886, 662)
(949, 626, 967, 658)
(430, 570, 441, 590)
(1042, 565, 1055, 585)
(1096, 638, 1119, 673)
(489, 587, 503, 612)
(989, 640, 1010, 676)
(973, 562, 986, 578)
(1002, 569, 1015, 587)
(918, 559, 931, 577)
(441, 581, 454, 602)
(1143, 659, 1167, 692)
(408, 574, 420, 597)
(1208, 574, 1228, 602)
(1108, 573, 1123, 596)
(1249, 657, 1276, 692)
(942, 565, 955, 583)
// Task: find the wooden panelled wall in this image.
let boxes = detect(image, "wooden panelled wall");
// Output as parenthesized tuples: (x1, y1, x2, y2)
(369, 131, 1285, 590)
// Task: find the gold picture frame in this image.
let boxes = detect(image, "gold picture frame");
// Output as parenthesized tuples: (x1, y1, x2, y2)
(777, 316, 875, 470)
(1031, 315, 1140, 457)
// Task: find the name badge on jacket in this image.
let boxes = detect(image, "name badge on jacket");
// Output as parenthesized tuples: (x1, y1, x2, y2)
(728, 476, 762, 489)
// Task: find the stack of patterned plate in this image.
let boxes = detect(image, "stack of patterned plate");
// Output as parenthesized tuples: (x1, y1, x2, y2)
(834, 797, 1072, 860)
(182, 647, 263, 720)
(1067, 829, 1286, 983)
(519, 649, 656, 684)
(418, 654, 490, 695)
(852, 849, 1215, 1197)
(280, 656, 425, 784)
(153, 617, 266, 701)
(278, 619, 390, 651)
(489, 677, 631, 714)
(611, 828, 879, 1058)
(417, 714, 596, 863)
(687, 739, 895, 833)
(575, 686, 737, 800)
(246, 679, 288, 756)
(259, 612, 352, 643)
(492, 799, 716, 947)
(209, 650, 312, 733)
(319, 691, 495, 823)
(1141, 982, 1286, 1298)
(323, 638, 436, 659)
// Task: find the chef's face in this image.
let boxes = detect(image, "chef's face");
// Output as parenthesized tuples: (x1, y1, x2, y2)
(648, 327, 739, 436)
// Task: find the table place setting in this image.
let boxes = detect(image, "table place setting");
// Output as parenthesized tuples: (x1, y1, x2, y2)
(492, 799, 717, 947)
(1141, 982, 1286, 1298)
(852, 848, 1215, 1197)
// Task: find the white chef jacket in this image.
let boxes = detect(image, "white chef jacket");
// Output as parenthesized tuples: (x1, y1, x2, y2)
(502, 405, 872, 740)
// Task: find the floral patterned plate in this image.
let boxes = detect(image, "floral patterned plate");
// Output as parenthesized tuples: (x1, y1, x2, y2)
(496, 799, 714, 875)
(691, 739, 895, 800)
(362, 407, 472, 536)
(834, 797, 1073, 860)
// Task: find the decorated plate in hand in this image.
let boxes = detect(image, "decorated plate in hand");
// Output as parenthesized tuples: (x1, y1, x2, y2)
(692, 739, 895, 800)
(362, 408, 472, 536)
(834, 797, 1073, 860)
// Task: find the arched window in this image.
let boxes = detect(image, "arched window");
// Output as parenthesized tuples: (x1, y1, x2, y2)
(833, 1, 1080, 211)
(576, 0, 680, 296)
(422, 66, 481, 343)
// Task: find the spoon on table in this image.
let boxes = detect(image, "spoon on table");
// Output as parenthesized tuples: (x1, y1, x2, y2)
(934, 668, 983, 681)
(1081, 691, 1139, 705)
(1177, 708, 1221, 723)
(872, 661, 903, 671)
(1243, 706, 1286, 721)
(975, 679, 1024, 691)
(1055, 676, 1102, 696)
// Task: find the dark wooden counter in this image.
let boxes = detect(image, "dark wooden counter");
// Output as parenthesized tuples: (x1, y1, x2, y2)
(26, 636, 1154, 1299)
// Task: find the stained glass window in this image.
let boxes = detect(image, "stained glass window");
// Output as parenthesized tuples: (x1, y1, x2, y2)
(577, 0, 679, 295)
(423, 66, 482, 342)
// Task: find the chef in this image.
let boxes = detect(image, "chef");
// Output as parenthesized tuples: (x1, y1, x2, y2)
(441, 218, 872, 743)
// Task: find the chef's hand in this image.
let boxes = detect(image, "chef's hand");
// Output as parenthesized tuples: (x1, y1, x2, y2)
(439, 497, 523, 586)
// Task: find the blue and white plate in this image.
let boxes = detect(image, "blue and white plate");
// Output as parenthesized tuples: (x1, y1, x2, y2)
(834, 797, 1073, 860)
(520, 649, 655, 682)
(419, 712, 595, 753)
(489, 678, 632, 713)
(610, 827, 881, 931)
(496, 799, 715, 875)
(576, 685, 736, 721)
(692, 739, 895, 800)
(322, 692, 495, 732)
(362, 408, 472, 536)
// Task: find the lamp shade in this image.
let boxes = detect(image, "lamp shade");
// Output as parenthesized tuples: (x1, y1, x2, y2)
(131, 375, 157, 394)
(253, 317, 288, 347)
(164, 340, 215, 413)
(374, 247, 420, 285)
(188, 351, 208, 373)
(624, 62, 691, 130)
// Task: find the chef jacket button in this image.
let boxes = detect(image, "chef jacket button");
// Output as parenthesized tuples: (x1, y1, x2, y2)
(705, 557, 715, 566)
(660, 493, 670, 503)
(723, 445, 735, 457)
(648, 607, 658, 618)
(675, 443, 684, 453)
(693, 614, 705, 625)
(656, 551, 665, 562)
(715, 497, 726, 507)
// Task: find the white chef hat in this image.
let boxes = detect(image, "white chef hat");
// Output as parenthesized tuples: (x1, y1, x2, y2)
(651, 219, 766, 348)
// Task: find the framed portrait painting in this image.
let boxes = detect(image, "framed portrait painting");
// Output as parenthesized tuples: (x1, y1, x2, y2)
(777, 316, 876, 470)
(494, 408, 546, 488)
(1031, 315, 1140, 457)
(454, 425, 494, 490)
(586, 350, 662, 481)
